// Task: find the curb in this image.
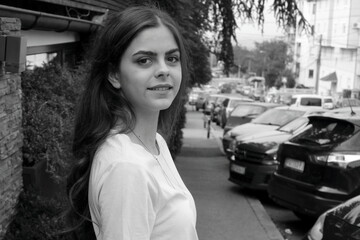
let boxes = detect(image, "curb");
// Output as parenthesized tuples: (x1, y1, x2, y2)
(210, 126, 285, 240)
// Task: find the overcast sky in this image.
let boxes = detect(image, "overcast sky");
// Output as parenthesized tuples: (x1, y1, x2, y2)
(235, 5, 285, 49)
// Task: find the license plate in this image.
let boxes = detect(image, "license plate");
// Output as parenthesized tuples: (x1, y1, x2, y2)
(284, 158, 305, 172)
(231, 164, 245, 175)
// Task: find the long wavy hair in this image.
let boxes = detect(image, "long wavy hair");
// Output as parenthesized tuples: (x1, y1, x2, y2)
(65, 5, 189, 239)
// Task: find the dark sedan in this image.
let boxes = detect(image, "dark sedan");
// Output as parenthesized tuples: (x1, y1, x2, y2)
(228, 115, 312, 190)
(222, 106, 323, 159)
(268, 107, 360, 219)
(223, 102, 282, 135)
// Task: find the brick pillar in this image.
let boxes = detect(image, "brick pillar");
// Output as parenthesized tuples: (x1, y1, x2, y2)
(0, 18, 24, 238)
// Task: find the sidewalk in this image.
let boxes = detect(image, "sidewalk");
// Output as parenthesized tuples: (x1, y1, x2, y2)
(176, 111, 284, 240)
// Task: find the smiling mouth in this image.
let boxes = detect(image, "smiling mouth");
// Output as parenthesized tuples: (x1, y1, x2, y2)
(148, 86, 173, 91)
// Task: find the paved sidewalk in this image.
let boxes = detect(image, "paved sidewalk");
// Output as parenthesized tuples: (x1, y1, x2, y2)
(176, 111, 284, 240)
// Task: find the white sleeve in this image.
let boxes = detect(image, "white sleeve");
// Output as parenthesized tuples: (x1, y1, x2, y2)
(97, 162, 159, 240)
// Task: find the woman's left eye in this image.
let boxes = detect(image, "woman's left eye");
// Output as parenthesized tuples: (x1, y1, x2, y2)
(167, 56, 180, 63)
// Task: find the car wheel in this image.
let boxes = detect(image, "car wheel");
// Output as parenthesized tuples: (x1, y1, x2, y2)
(196, 107, 199, 111)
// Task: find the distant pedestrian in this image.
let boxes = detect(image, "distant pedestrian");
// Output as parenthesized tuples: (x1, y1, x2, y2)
(64, 5, 198, 240)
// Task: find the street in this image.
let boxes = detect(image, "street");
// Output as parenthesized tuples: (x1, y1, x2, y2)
(177, 107, 314, 240)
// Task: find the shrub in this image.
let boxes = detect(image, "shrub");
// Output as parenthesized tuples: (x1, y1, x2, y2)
(3, 191, 72, 240)
(21, 62, 86, 182)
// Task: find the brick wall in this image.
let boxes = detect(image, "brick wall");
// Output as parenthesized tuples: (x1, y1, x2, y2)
(0, 18, 23, 238)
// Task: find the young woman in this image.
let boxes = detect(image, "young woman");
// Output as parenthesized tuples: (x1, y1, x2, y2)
(66, 5, 198, 240)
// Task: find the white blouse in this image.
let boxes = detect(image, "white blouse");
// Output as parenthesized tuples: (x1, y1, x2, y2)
(88, 132, 198, 240)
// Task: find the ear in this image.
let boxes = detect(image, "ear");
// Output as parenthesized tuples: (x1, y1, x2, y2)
(108, 72, 121, 89)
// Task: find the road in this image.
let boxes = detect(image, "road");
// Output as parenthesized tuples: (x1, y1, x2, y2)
(183, 107, 314, 240)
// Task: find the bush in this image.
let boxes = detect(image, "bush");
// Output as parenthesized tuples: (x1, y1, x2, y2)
(3, 191, 72, 240)
(21, 62, 86, 181)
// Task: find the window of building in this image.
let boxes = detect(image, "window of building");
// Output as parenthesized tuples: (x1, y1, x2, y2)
(26, 42, 81, 70)
(312, 3, 316, 14)
(296, 62, 300, 76)
(309, 69, 314, 78)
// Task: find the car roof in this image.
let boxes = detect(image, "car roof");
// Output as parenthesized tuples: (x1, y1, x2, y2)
(291, 94, 332, 98)
(311, 107, 360, 125)
(271, 105, 329, 114)
(233, 102, 284, 109)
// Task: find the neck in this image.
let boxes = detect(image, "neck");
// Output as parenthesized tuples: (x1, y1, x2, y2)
(131, 110, 159, 154)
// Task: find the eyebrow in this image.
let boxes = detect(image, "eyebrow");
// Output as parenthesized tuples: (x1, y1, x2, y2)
(132, 48, 180, 56)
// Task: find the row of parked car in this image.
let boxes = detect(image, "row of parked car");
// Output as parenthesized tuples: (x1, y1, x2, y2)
(222, 103, 360, 239)
(189, 89, 360, 239)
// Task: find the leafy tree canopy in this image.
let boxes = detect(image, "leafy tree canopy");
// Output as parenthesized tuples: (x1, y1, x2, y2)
(205, 0, 309, 76)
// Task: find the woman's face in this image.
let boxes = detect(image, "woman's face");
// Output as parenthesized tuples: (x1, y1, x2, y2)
(115, 23, 182, 115)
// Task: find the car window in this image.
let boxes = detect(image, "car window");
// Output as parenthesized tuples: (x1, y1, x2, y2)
(231, 105, 266, 117)
(300, 98, 322, 106)
(252, 109, 305, 126)
(290, 98, 297, 104)
(324, 98, 333, 103)
(279, 117, 309, 133)
(290, 118, 355, 145)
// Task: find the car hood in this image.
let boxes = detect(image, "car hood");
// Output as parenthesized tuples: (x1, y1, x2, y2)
(239, 132, 292, 153)
(232, 123, 279, 141)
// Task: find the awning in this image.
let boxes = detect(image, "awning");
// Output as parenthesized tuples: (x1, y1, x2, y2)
(321, 72, 337, 82)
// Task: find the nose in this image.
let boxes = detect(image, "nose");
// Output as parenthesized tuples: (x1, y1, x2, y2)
(154, 60, 170, 79)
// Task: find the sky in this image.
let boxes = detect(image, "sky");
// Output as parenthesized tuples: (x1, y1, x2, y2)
(235, 5, 286, 49)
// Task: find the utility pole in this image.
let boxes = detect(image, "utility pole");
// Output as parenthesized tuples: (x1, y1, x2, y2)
(315, 34, 322, 94)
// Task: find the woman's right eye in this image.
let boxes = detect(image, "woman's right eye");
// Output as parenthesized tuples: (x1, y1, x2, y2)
(137, 57, 152, 65)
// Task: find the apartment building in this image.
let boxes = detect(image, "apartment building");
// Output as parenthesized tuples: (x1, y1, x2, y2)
(294, 0, 360, 99)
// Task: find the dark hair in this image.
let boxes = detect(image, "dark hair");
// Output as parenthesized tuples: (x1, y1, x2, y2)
(65, 5, 188, 238)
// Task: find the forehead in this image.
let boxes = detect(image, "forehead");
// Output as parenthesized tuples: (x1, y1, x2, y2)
(126, 25, 179, 54)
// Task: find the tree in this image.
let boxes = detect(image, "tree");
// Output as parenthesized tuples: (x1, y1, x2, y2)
(206, 0, 309, 76)
(252, 40, 293, 88)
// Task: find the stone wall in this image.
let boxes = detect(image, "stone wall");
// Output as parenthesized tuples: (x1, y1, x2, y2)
(0, 18, 23, 238)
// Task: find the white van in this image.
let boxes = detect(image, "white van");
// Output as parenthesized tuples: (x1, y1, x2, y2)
(289, 94, 335, 109)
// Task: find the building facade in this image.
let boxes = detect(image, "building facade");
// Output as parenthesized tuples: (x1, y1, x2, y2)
(294, 0, 360, 99)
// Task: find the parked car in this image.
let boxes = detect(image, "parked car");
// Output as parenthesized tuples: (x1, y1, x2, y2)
(216, 94, 254, 128)
(268, 107, 360, 219)
(188, 88, 202, 106)
(228, 112, 326, 190)
(203, 94, 223, 116)
(223, 102, 282, 135)
(195, 92, 209, 111)
(290, 94, 335, 110)
(222, 106, 325, 159)
(304, 194, 360, 240)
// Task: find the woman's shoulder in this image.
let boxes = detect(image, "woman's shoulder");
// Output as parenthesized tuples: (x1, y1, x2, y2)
(94, 133, 135, 165)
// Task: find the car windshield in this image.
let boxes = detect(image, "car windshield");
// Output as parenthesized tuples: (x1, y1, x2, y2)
(230, 105, 266, 117)
(279, 117, 309, 133)
(290, 117, 355, 145)
(252, 109, 305, 126)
